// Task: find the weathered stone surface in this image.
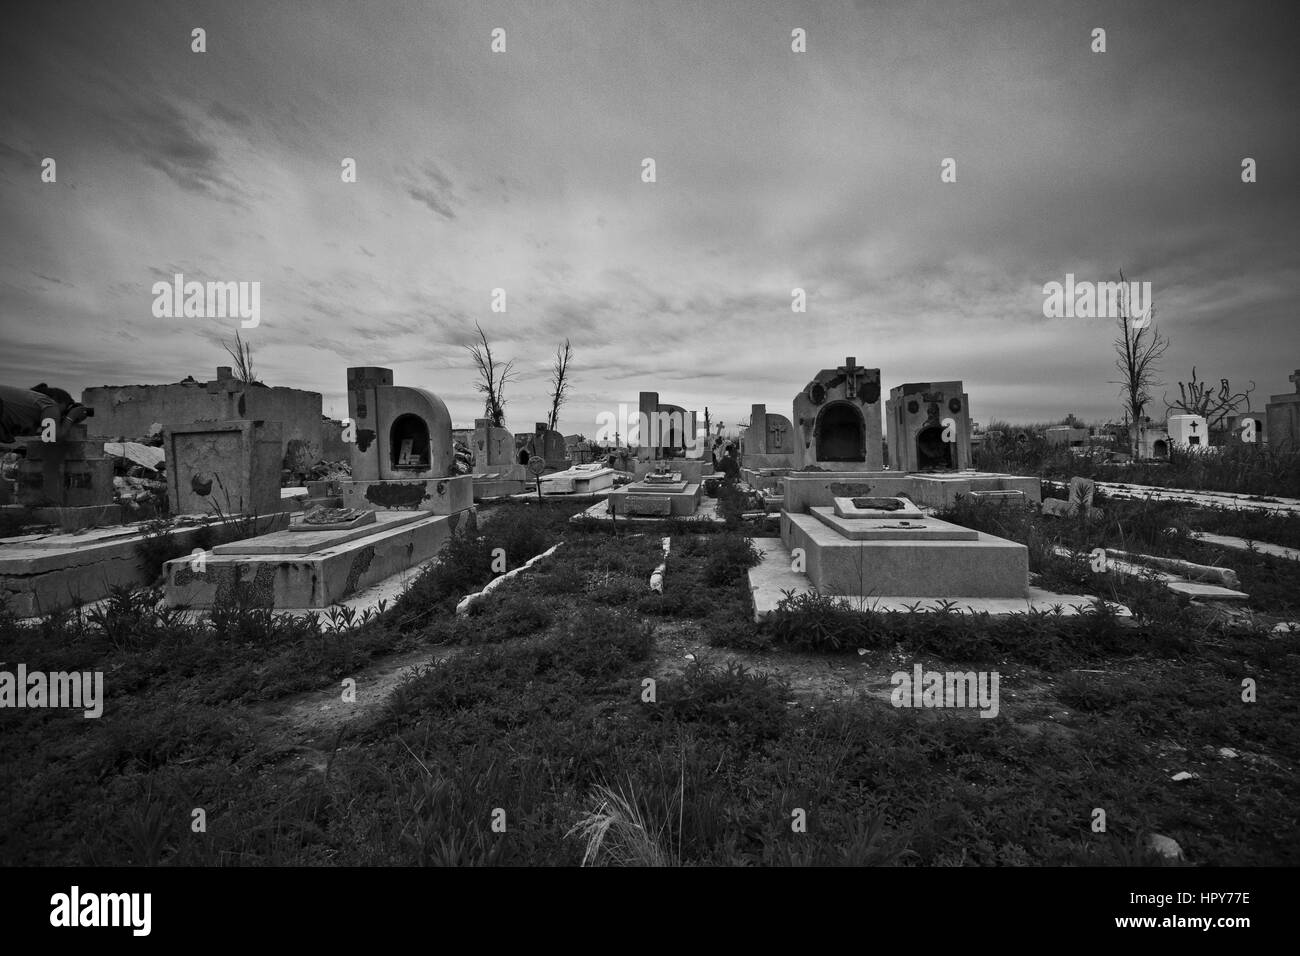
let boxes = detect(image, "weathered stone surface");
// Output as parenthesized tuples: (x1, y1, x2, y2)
(783, 512, 1027, 597)
(164, 508, 474, 608)
(336, 474, 473, 514)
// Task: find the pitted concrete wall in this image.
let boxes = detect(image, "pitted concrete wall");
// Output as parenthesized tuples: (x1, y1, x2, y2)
(83, 380, 322, 461)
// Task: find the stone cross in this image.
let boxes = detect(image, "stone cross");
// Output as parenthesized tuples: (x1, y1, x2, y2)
(837, 357, 866, 399)
(1189, 420, 1199, 433)
(767, 420, 786, 449)
(1291, 369, 1300, 393)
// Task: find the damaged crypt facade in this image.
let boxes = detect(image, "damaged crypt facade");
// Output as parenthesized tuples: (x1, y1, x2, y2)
(163, 367, 476, 609)
(743, 357, 1101, 618)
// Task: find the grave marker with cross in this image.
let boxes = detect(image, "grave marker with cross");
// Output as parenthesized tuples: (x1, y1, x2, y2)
(767, 418, 788, 452)
(1291, 369, 1300, 393)
(837, 357, 867, 399)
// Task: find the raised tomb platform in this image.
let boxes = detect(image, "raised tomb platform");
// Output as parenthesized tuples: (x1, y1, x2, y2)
(163, 366, 476, 609)
(744, 470, 1086, 618)
(605, 468, 705, 517)
(163, 508, 473, 610)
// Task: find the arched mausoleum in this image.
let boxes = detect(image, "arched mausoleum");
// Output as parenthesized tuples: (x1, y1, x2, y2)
(885, 381, 972, 472)
(792, 357, 883, 471)
(346, 366, 454, 480)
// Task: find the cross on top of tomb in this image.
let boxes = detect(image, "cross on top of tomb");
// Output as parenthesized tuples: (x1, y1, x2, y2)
(1291, 369, 1300, 393)
(837, 357, 867, 399)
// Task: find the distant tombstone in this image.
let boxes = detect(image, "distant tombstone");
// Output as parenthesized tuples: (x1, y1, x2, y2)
(1066, 476, 1095, 516)
(740, 403, 796, 469)
(473, 417, 516, 468)
(346, 366, 454, 480)
(885, 380, 972, 471)
(791, 357, 883, 470)
(14, 422, 119, 520)
(1265, 369, 1300, 450)
(518, 422, 569, 471)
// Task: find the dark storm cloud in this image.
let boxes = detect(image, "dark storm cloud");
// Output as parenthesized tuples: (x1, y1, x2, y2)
(402, 161, 460, 219)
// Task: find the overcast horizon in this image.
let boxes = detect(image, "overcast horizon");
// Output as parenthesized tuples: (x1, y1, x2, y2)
(2, 0, 1297, 436)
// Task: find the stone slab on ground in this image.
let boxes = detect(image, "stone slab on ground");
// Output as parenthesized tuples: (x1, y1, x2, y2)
(1, 515, 288, 617)
(572, 497, 724, 525)
(811, 508, 978, 541)
(783, 471, 1042, 513)
(472, 475, 529, 500)
(783, 511, 1028, 598)
(220, 510, 421, 554)
(1191, 532, 1300, 562)
(747, 539, 1129, 621)
(164, 508, 475, 609)
(1165, 581, 1251, 601)
(1045, 479, 1300, 515)
(539, 465, 616, 494)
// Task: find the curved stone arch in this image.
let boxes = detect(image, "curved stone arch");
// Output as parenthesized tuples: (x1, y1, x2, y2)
(814, 400, 866, 462)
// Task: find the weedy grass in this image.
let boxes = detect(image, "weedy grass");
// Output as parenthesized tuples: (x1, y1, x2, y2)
(3, 492, 1297, 866)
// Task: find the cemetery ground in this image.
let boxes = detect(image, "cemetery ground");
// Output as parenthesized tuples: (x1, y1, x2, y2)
(2, 493, 1298, 866)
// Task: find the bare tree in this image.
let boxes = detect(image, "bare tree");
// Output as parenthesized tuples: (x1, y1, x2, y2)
(222, 330, 258, 384)
(465, 322, 514, 428)
(1164, 367, 1255, 432)
(546, 339, 573, 432)
(1109, 270, 1169, 456)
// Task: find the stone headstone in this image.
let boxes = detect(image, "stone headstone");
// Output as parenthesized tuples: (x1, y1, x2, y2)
(637, 392, 698, 460)
(885, 381, 972, 471)
(346, 366, 454, 480)
(740, 403, 797, 469)
(163, 419, 284, 517)
(791, 357, 884, 471)
(1265, 369, 1300, 450)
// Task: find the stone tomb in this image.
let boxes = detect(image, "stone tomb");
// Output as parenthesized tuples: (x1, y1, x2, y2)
(539, 463, 617, 494)
(164, 509, 474, 609)
(637, 392, 700, 461)
(164, 366, 475, 608)
(516, 422, 570, 473)
(792, 358, 884, 471)
(470, 417, 529, 499)
(1167, 414, 1209, 449)
(606, 467, 704, 517)
(1265, 370, 1299, 450)
(334, 367, 472, 513)
(740, 403, 797, 470)
(10, 421, 122, 529)
(776, 474, 1030, 600)
(163, 419, 285, 518)
(885, 381, 972, 471)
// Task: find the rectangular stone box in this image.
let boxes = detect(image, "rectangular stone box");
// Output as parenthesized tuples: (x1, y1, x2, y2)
(217, 510, 423, 554)
(832, 496, 925, 520)
(783, 471, 1041, 513)
(336, 474, 473, 514)
(164, 420, 285, 518)
(163, 508, 474, 609)
(811, 508, 979, 541)
(607, 481, 703, 517)
(1, 514, 288, 617)
(783, 512, 1028, 598)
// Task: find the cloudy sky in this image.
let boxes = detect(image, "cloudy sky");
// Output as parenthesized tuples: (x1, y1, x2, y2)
(1, 0, 1296, 436)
